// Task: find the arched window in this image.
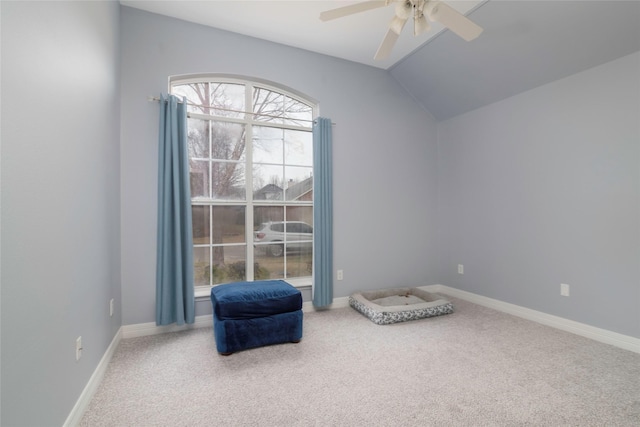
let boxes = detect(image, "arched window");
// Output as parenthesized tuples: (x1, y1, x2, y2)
(170, 75, 318, 291)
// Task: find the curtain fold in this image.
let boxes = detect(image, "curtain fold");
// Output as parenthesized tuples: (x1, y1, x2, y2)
(156, 94, 195, 325)
(312, 117, 334, 307)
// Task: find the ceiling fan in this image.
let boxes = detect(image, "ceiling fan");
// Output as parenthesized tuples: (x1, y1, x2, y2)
(320, 0, 483, 60)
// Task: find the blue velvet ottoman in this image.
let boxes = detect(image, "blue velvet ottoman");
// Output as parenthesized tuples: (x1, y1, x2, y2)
(210, 280, 303, 355)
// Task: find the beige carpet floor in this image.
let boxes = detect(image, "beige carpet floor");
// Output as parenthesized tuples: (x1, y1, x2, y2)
(80, 296, 640, 426)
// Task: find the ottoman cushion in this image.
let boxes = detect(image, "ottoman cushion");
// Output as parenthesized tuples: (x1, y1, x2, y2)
(211, 280, 302, 320)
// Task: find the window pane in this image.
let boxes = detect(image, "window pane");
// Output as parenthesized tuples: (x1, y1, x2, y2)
(283, 96, 313, 127)
(190, 160, 209, 199)
(253, 183, 283, 200)
(193, 247, 210, 287)
(254, 206, 284, 228)
(284, 129, 312, 166)
(253, 164, 283, 199)
(211, 246, 247, 285)
(254, 251, 284, 279)
(187, 118, 209, 158)
(286, 206, 313, 232)
(285, 167, 313, 201)
(212, 161, 245, 200)
(253, 87, 284, 124)
(212, 206, 245, 244)
(173, 82, 246, 118)
(286, 246, 313, 278)
(194, 206, 247, 286)
(192, 206, 210, 244)
(253, 126, 284, 164)
(253, 206, 284, 257)
(252, 87, 313, 127)
(209, 83, 245, 118)
(211, 121, 246, 161)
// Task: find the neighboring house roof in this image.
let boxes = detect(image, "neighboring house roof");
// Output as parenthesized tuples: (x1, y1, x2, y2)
(254, 176, 313, 201)
(285, 176, 312, 201)
(254, 183, 283, 200)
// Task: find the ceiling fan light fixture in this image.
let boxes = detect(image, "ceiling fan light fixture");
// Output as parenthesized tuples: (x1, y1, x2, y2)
(395, 0, 413, 20)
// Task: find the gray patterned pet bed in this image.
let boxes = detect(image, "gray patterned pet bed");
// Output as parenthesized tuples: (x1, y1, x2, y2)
(349, 287, 453, 325)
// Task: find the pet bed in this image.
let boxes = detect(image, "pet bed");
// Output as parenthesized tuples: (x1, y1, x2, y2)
(349, 287, 453, 325)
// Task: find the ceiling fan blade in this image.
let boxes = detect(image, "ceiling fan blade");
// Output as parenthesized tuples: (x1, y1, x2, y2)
(427, 1, 483, 41)
(320, 1, 389, 22)
(374, 27, 402, 60)
(414, 14, 430, 36)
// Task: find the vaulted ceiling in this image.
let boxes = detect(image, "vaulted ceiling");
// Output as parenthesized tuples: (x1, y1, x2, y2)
(121, 1, 640, 120)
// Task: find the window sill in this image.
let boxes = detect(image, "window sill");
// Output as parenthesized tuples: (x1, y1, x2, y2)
(195, 277, 312, 300)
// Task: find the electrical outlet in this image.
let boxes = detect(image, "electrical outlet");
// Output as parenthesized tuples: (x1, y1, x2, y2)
(337, 269, 343, 281)
(458, 264, 464, 275)
(110, 299, 114, 317)
(561, 283, 570, 297)
(76, 336, 83, 361)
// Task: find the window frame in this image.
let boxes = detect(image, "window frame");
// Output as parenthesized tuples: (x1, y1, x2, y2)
(169, 75, 318, 296)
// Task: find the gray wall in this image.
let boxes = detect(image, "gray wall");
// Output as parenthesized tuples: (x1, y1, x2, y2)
(1, 1, 121, 425)
(437, 51, 640, 338)
(119, 6, 440, 325)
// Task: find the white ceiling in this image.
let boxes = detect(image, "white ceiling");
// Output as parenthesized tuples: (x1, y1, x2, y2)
(120, 0, 485, 69)
(120, 0, 640, 120)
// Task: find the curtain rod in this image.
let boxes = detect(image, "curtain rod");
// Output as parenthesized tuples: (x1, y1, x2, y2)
(147, 96, 335, 125)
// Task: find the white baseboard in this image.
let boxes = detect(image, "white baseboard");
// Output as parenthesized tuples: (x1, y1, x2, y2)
(122, 315, 214, 339)
(121, 298, 351, 339)
(421, 284, 640, 354)
(303, 296, 350, 312)
(63, 327, 122, 427)
(117, 287, 640, 353)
